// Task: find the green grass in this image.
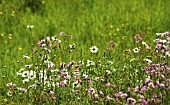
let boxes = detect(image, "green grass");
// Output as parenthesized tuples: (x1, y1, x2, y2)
(0, 0, 170, 104)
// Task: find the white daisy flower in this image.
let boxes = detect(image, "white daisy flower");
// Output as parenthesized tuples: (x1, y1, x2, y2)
(165, 51, 170, 57)
(51, 69, 59, 72)
(7, 91, 12, 96)
(22, 79, 29, 84)
(51, 36, 56, 41)
(27, 25, 34, 29)
(56, 39, 61, 43)
(63, 80, 68, 84)
(144, 58, 152, 63)
(22, 71, 29, 78)
(25, 64, 32, 68)
(28, 84, 37, 89)
(23, 55, 30, 59)
(86, 60, 95, 66)
(156, 33, 161, 36)
(46, 36, 50, 41)
(28, 70, 36, 80)
(133, 48, 140, 53)
(90, 46, 98, 53)
(142, 41, 148, 46)
(6, 82, 13, 86)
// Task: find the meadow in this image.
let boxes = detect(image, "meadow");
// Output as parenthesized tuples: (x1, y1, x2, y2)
(0, 0, 170, 104)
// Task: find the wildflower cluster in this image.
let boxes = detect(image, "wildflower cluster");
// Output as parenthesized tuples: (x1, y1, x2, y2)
(5, 32, 170, 104)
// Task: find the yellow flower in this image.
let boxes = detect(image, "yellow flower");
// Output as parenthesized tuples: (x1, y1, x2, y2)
(114, 33, 116, 36)
(8, 36, 12, 39)
(19, 48, 22, 51)
(110, 25, 113, 28)
(9, 34, 12, 37)
(11, 11, 15, 16)
(109, 33, 112, 36)
(1, 34, 4, 37)
(0, 12, 2, 15)
(42, 0, 45, 4)
(5, 41, 8, 44)
(116, 28, 120, 31)
(122, 36, 126, 40)
(3, 98, 8, 102)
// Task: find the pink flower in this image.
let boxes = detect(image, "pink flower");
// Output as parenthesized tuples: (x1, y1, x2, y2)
(106, 95, 111, 101)
(58, 76, 61, 80)
(134, 34, 140, 39)
(128, 87, 131, 91)
(95, 76, 99, 82)
(38, 41, 41, 46)
(134, 86, 139, 92)
(75, 73, 80, 78)
(69, 35, 72, 39)
(75, 90, 79, 94)
(126, 49, 131, 54)
(88, 79, 92, 84)
(120, 93, 128, 98)
(145, 78, 150, 84)
(141, 86, 147, 92)
(156, 80, 160, 85)
(87, 87, 95, 95)
(146, 45, 151, 50)
(106, 70, 111, 74)
(99, 90, 103, 95)
(52, 96, 56, 100)
(49, 90, 54, 95)
(32, 48, 37, 54)
(94, 94, 98, 98)
(49, 43, 52, 47)
(160, 83, 165, 88)
(127, 97, 136, 105)
(82, 74, 88, 79)
(106, 82, 111, 87)
(60, 32, 64, 36)
(61, 71, 67, 76)
(60, 81, 65, 86)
